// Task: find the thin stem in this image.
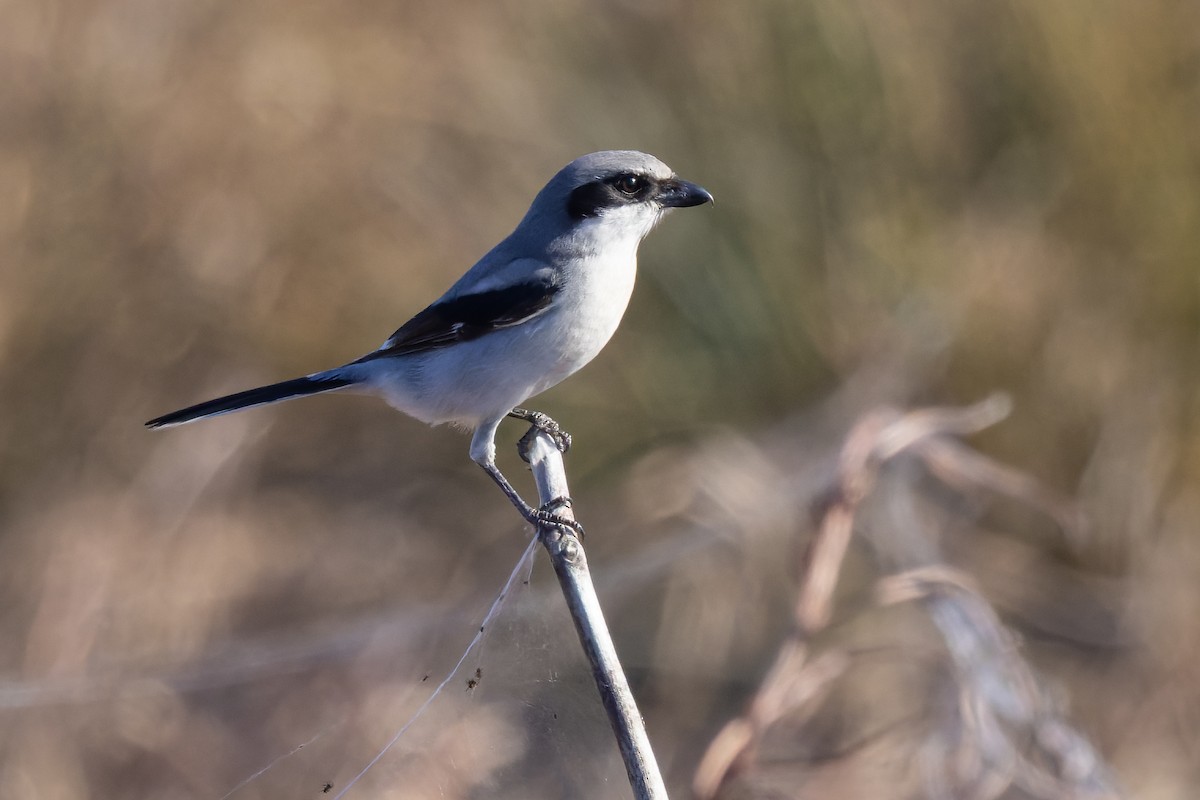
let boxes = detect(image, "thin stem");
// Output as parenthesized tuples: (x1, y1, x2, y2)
(523, 432, 669, 800)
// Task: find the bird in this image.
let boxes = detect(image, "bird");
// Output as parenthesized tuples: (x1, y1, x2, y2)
(146, 150, 713, 533)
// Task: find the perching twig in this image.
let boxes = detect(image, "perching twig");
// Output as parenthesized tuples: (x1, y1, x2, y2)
(522, 432, 669, 800)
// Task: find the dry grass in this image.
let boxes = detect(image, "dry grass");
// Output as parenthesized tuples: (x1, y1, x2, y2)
(2, 1, 1198, 797)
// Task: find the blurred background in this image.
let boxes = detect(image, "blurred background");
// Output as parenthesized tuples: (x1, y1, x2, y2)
(1, 0, 1198, 797)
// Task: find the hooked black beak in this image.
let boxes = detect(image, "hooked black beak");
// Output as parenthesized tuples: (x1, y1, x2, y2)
(656, 178, 714, 209)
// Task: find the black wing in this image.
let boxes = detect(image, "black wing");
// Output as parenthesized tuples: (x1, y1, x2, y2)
(356, 275, 559, 362)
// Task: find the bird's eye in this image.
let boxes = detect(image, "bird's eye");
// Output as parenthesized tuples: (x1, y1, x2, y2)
(614, 174, 646, 195)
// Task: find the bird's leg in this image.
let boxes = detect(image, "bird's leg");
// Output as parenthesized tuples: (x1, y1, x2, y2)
(509, 407, 572, 456)
(472, 416, 583, 538)
(478, 461, 585, 539)
(510, 410, 582, 536)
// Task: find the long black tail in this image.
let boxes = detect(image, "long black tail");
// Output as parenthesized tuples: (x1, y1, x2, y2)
(145, 374, 356, 429)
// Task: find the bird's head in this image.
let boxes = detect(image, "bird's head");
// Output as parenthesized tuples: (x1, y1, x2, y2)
(515, 151, 713, 253)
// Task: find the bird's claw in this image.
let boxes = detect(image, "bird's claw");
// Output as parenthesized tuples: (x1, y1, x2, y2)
(511, 408, 572, 458)
(545, 425, 572, 454)
(532, 497, 585, 539)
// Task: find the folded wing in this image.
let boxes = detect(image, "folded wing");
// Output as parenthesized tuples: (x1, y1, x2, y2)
(358, 270, 560, 361)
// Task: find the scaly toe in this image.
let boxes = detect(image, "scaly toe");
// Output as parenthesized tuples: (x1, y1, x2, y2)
(534, 506, 585, 540)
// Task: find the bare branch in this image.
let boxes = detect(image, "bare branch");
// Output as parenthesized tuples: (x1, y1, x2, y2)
(523, 433, 670, 800)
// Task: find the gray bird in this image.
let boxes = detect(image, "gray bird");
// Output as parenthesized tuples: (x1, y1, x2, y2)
(147, 151, 713, 532)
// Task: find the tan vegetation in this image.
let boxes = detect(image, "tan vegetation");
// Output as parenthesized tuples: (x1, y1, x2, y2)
(1, 1, 1197, 797)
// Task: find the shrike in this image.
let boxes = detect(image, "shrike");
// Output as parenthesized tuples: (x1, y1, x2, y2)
(147, 151, 712, 533)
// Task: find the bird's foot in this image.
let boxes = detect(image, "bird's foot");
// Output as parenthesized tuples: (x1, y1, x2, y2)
(512, 408, 572, 454)
(479, 462, 583, 539)
(530, 496, 585, 540)
(510, 407, 571, 460)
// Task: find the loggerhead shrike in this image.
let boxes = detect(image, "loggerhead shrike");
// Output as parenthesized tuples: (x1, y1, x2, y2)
(147, 151, 712, 533)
